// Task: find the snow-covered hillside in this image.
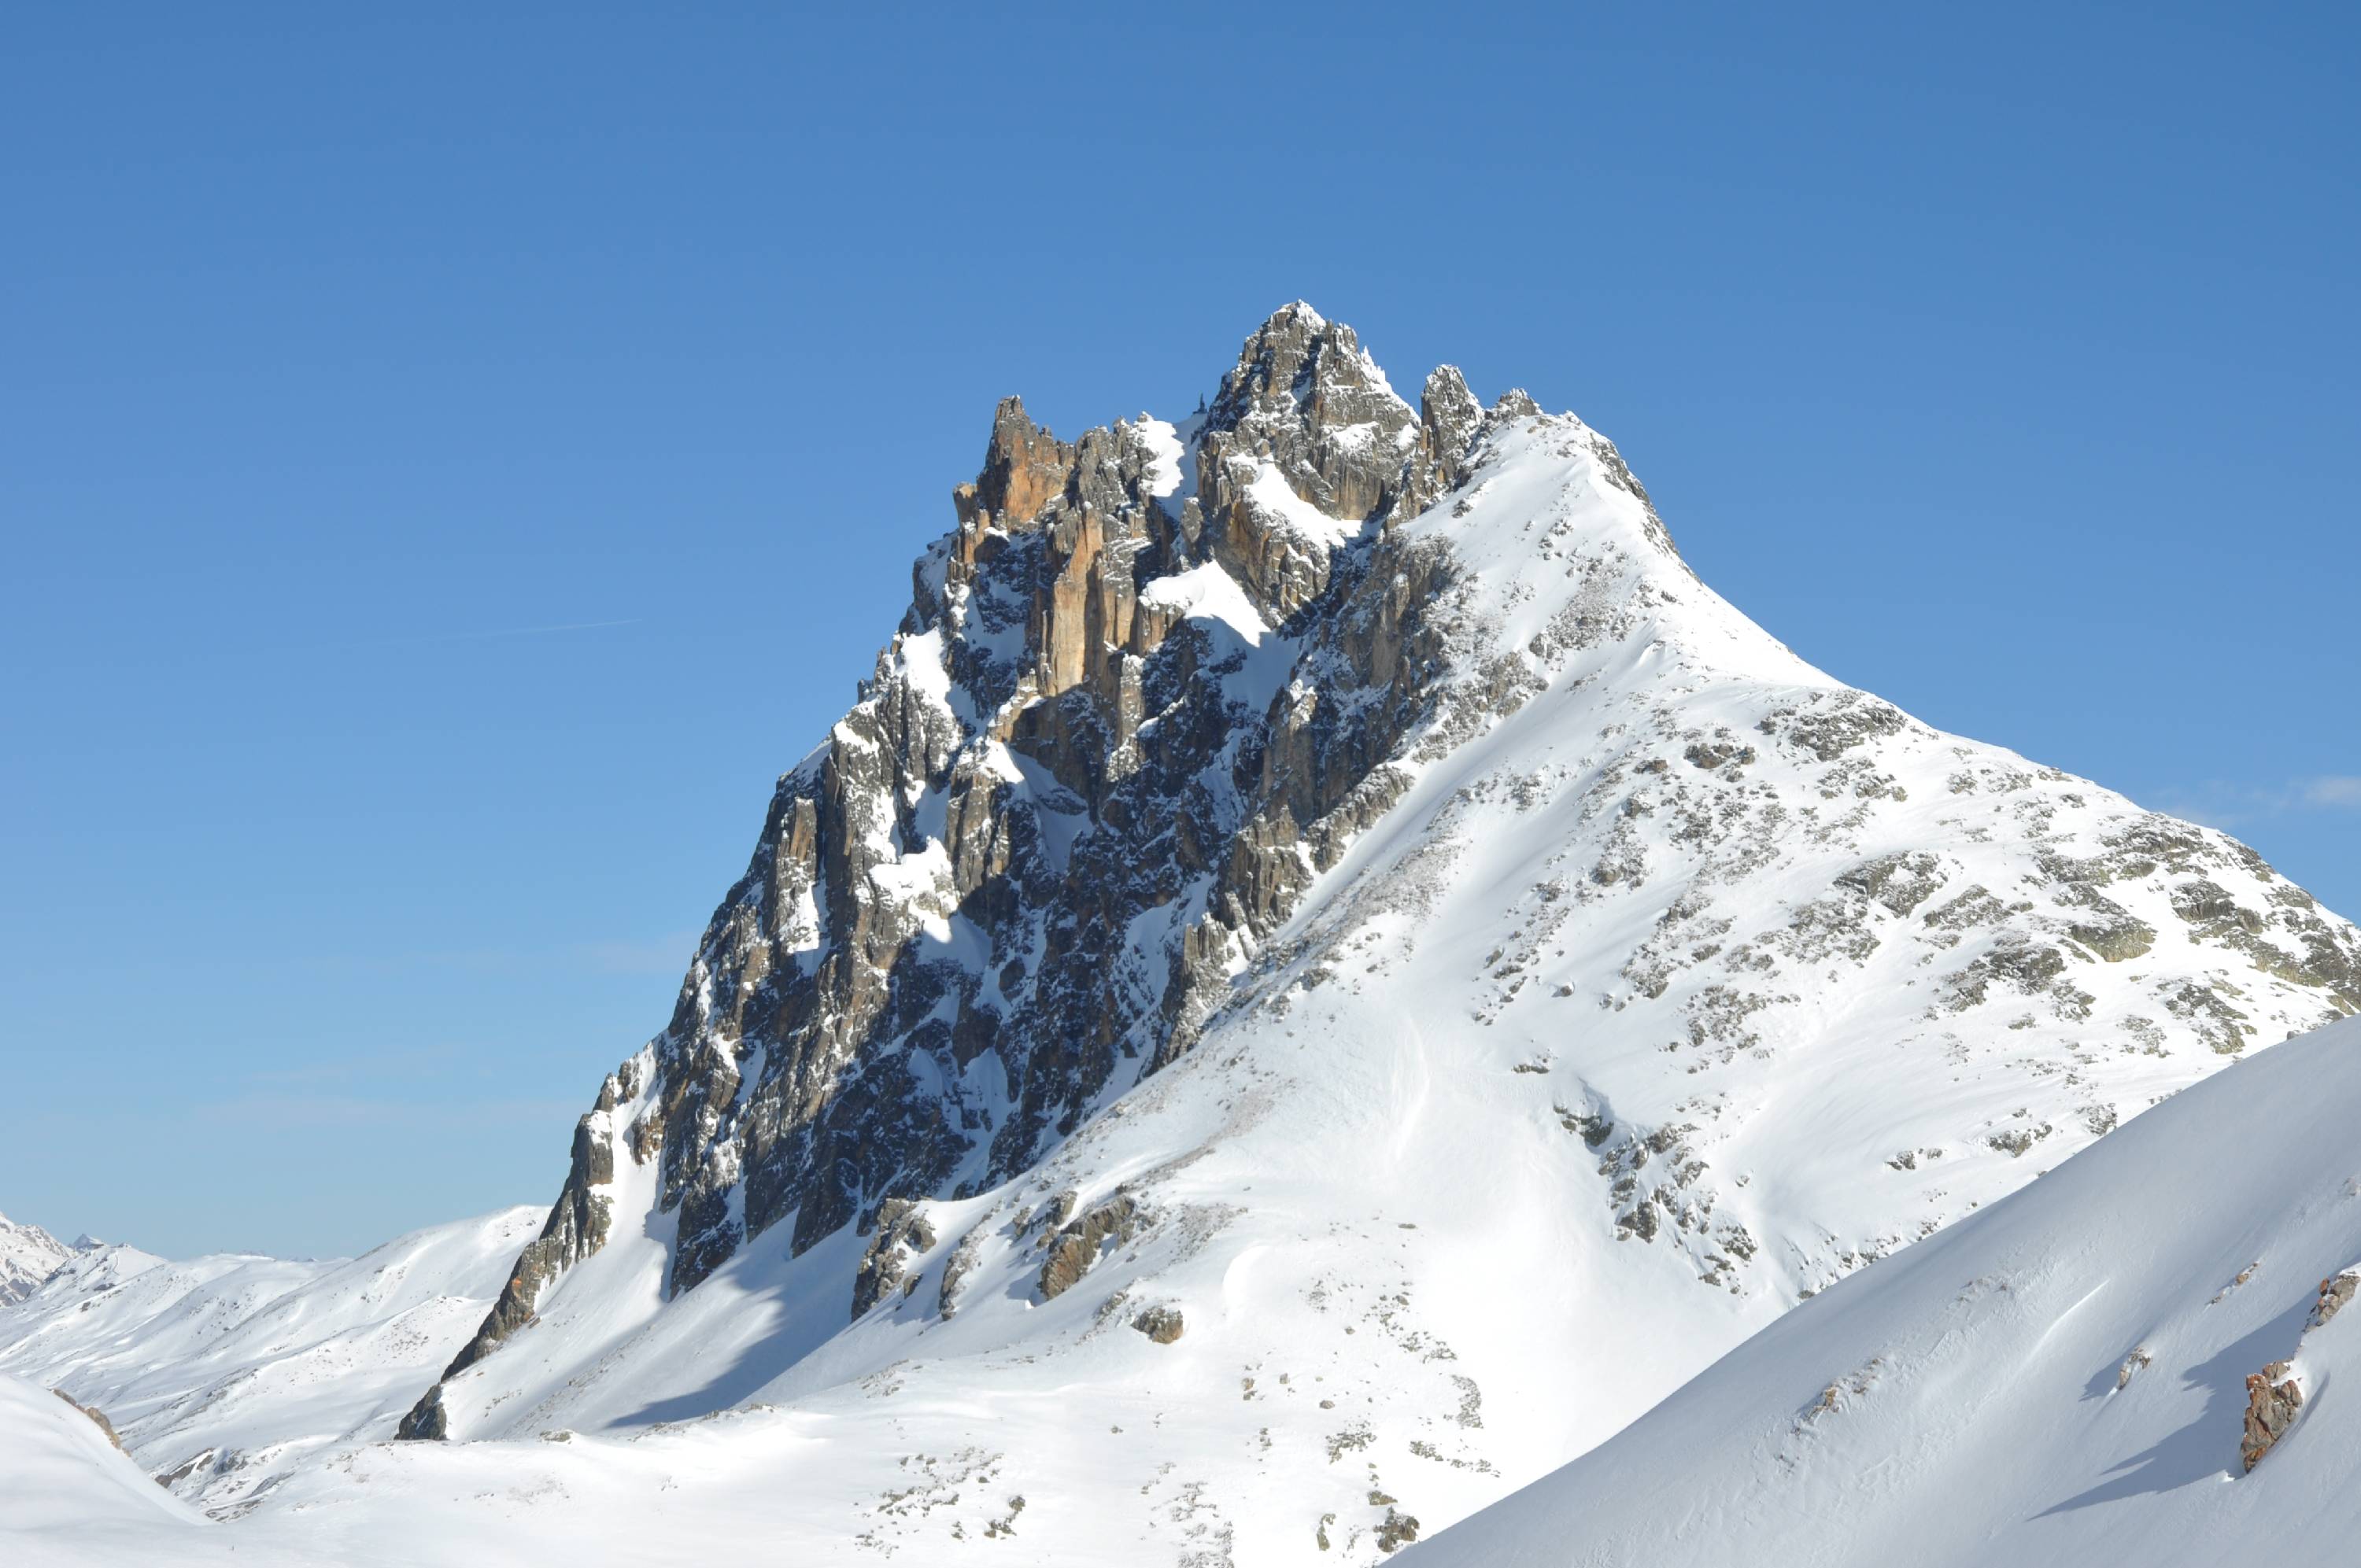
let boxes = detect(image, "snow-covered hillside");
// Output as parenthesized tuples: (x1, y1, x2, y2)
(0, 1207, 541, 1517)
(0, 1209, 81, 1304)
(3, 305, 2354, 1565)
(0, 1374, 205, 1559)
(1409, 1013, 2361, 1566)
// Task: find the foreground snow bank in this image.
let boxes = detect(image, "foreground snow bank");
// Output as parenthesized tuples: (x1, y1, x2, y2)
(0, 1374, 205, 1553)
(1410, 1013, 2361, 1566)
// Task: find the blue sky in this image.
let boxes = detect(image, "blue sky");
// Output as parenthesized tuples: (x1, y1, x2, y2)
(4, 4, 2353, 1258)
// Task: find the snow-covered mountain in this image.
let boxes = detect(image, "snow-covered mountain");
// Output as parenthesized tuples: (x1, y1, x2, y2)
(366, 305, 2357, 1554)
(0, 1209, 82, 1304)
(0, 1207, 541, 1517)
(5, 304, 2355, 1564)
(1409, 1012, 2361, 1566)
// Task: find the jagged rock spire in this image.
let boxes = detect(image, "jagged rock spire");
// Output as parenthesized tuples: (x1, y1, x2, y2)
(952, 395, 1076, 533)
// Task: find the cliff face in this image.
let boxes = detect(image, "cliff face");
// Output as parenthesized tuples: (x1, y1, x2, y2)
(400, 304, 2361, 1463)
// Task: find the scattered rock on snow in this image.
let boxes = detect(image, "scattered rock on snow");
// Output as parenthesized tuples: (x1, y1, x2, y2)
(1132, 1305, 1185, 1344)
(2307, 1267, 2359, 1329)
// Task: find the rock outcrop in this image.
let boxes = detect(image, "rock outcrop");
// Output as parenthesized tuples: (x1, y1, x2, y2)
(2242, 1360, 2303, 1471)
(849, 1198, 938, 1321)
(1132, 1304, 1185, 1344)
(50, 1389, 125, 1454)
(2307, 1267, 2359, 1330)
(1036, 1194, 1141, 1301)
(2235, 1265, 2356, 1472)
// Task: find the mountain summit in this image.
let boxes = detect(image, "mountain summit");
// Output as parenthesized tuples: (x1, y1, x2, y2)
(401, 301, 1580, 1434)
(363, 306, 2359, 1557)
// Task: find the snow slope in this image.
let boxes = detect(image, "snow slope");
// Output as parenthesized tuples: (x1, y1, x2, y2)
(1410, 1013, 2361, 1566)
(0, 1209, 80, 1304)
(0, 1374, 205, 1560)
(0, 1206, 541, 1516)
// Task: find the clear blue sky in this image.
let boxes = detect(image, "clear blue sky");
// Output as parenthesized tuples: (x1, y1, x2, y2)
(4, 4, 2353, 1259)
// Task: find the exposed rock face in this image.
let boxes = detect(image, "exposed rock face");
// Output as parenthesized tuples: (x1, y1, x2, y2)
(2234, 1264, 2356, 1473)
(1132, 1304, 1185, 1344)
(616, 301, 1481, 1297)
(394, 1382, 449, 1442)
(935, 1225, 984, 1320)
(1036, 1194, 1141, 1301)
(2309, 1268, 2359, 1330)
(1197, 304, 1415, 617)
(50, 1389, 124, 1454)
(397, 1058, 647, 1437)
(1375, 1506, 1423, 1552)
(849, 1198, 938, 1321)
(2242, 1360, 2302, 1471)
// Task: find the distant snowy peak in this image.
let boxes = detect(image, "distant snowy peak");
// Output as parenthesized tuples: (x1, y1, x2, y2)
(19, 1240, 170, 1304)
(0, 1210, 85, 1306)
(0, 1206, 543, 1516)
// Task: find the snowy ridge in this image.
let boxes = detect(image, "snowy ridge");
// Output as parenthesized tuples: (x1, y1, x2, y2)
(0, 1207, 542, 1517)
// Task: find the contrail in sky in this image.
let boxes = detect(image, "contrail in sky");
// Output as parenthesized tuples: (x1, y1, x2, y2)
(36, 618, 648, 678)
(364, 618, 643, 648)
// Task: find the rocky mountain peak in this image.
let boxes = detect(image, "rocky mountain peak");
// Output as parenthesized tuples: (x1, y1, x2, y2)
(951, 394, 1076, 533)
(1193, 304, 1421, 617)
(397, 305, 2359, 1490)
(1206, 301, 1406, 435)
(398, 307, 1548, 1430)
